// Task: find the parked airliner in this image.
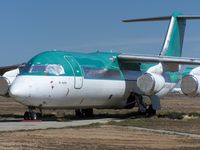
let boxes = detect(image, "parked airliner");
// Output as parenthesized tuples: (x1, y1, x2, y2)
(0, 12, 200, 120)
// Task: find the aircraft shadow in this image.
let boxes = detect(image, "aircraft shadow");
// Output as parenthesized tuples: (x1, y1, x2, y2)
(0, 111, 147, 122)
(0, 111, 197, 122)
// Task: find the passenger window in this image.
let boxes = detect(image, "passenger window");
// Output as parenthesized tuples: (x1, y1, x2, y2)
(83, 67, 121, 80)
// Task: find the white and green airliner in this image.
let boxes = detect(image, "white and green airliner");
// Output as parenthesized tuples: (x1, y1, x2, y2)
(1, 12, 200, 120)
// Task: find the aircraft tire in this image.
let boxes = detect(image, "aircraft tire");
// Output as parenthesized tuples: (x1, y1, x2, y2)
(24, 111, 38, 120)
(30, 112, 37, 120)
(24, 111, 30, 120)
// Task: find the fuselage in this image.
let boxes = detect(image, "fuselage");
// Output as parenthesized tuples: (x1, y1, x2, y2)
(9, 51, 180, 109)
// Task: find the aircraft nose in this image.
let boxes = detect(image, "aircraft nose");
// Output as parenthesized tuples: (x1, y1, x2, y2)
(9, 77, 29, 99)
(9, 85, 24, 98)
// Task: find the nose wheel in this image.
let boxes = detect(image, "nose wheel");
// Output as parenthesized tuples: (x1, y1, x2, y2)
(24, 107, 42, 120)
(24, 111, 38, 120)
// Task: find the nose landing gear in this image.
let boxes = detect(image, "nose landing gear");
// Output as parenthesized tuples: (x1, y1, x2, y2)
(24, 106, 42, 120)
(24, 111, 37, 120)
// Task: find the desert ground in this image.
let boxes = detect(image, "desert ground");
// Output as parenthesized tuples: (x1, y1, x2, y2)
(0, 94, 200, 150)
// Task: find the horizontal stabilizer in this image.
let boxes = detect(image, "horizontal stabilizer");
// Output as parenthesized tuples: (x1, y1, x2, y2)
(122, 15, 200, 22)
(177, 15, 200, 20)
(122, 16, 171, 22)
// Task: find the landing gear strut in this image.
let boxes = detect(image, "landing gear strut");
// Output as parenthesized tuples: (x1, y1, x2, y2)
(134, 94, 158, 116)
(135, 94, 147, 114)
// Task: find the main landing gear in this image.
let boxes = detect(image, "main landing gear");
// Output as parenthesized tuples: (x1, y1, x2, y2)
(75, 109, 93, 117)
(134, 93, 158, 116)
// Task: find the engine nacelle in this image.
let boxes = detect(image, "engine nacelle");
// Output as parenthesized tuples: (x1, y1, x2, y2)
(137, 73, 165, 95)
(0, 77, 10, 95)
(0, 68, 19, 96)
(181, 74, 200, 97)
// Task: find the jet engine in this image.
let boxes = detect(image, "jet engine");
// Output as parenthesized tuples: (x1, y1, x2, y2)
(180, 66, 200, 97)
(0, 76, 10, 95)
(137, 73, 165, 95)
(0, 68, 19, 96)
(181, 74, 200, 97)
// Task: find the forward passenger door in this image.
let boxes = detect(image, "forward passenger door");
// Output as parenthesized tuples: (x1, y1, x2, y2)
(64, 56, 83, 89)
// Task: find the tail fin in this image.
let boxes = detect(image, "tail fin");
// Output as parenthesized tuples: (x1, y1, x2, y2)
(160, 12, 185, 57)
(122, 12, 200, 57)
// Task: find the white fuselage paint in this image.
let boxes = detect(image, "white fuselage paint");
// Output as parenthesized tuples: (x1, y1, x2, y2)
(9, 75, 176, 109)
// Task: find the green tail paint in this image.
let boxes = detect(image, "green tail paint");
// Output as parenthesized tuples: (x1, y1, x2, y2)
(160, 12, 186, 57)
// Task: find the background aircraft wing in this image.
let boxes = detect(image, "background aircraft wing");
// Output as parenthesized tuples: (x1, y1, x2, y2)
(0, 64, 21, 76)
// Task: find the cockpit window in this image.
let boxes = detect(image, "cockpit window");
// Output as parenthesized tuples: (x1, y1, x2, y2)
(23, 64, 65, 75)
(20, 63, 31, 73)
(45, 64, 65, 75)
(30, 65, 46, 73)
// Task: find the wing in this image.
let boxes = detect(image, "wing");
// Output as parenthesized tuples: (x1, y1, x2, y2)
(0, 64, 22, 76)
(118, 54, 200, 65)
(118, 54, 200, 72)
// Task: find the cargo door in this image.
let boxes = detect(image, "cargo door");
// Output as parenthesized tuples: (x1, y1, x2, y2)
(64, 56, 83, 89)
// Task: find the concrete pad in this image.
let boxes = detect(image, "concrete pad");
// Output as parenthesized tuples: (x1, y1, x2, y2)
(0, 118, 116, 132)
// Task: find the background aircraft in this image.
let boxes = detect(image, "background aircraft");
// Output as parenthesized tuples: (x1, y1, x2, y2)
(0, 12, 200, 120)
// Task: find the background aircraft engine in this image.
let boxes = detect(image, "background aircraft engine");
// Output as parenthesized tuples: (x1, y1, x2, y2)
(0, 76, 10, 95)
(181, 75, 200, 97)
(137, 73, 165, 95)
(0, 68, 19, 96)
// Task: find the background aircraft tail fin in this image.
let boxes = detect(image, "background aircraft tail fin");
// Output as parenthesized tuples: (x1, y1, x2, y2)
(123, 12, 200, 57)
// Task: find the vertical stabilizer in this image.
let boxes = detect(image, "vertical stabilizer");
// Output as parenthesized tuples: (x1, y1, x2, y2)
(160, 12, 186, 57)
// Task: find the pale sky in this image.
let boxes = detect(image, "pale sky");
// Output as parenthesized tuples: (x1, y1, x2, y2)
(1, 0, 200, 65)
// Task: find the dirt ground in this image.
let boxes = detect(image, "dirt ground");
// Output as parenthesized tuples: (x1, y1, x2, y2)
(161, 94, 200, 113)
(0, 95, 200, 150)
(0, 125, 200, 150)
